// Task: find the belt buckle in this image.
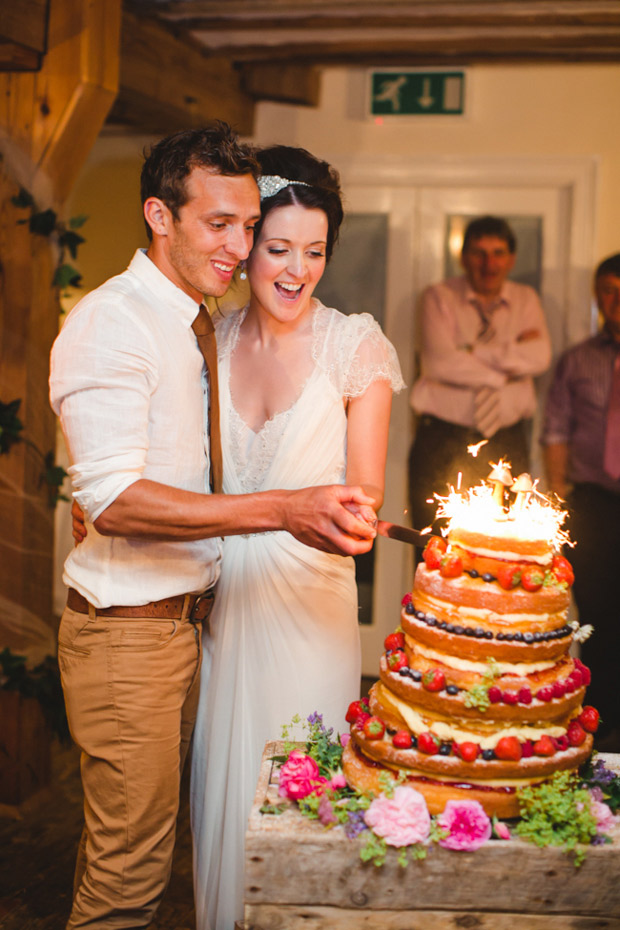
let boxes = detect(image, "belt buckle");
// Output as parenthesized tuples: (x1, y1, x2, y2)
(189, 588, 215, 623)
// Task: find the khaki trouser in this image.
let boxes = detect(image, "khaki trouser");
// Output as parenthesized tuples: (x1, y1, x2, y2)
(57, 603, 202, 929)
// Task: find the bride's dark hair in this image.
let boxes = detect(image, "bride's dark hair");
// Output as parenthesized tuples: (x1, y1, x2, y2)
(253, 145, 344, 262)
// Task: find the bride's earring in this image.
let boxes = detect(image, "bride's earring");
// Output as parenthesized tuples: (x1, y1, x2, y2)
(239, 262, 247, 281)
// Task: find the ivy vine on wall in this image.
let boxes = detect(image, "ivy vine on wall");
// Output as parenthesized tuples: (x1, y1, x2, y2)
(0, 398, 68, 506)
(1, 185, 87, 505)
(11, 186, 88, 290)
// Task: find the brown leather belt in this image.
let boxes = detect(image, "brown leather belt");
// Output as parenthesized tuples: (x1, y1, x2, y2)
(67, 587, 215, 622)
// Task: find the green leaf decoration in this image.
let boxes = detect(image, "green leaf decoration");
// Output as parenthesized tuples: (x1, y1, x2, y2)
(11, 187, 35, 209)
(29, 208, 58, 236)
(0, 398, 24, 454)
(58, 229, 86, 259)
(0, 648, 70, 743)
(69, 214, 89, 229)
(515, 770, 598, 867)
(43, 450, 69, 506)
(53, 263, 82, 289)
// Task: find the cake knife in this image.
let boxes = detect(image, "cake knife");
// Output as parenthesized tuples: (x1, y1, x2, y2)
(376, 520, 432, 547)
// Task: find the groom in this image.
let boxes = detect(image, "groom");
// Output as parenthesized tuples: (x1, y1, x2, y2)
(49, 122, 376, 930)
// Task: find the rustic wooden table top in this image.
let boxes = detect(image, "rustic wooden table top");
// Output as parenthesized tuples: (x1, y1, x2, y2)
(244, 742, 620, 928)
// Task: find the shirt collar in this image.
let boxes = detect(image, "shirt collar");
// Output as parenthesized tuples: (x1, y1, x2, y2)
(463, 276, 510, 310)
(128, 249, 201, 328)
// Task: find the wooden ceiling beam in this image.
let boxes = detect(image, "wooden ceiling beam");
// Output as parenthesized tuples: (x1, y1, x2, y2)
(107, 8, 255, 135)
(0, 0, 50, 72)
(240, 64, 321, 107)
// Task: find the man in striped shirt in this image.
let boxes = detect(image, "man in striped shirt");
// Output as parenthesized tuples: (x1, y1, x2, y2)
(542, 252, 620, 752)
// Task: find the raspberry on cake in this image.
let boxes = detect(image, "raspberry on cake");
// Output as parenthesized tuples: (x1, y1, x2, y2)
(343, 466, 599, 818)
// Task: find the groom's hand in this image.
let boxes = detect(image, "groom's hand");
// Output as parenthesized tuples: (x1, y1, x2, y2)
(283, 485, 377, 556)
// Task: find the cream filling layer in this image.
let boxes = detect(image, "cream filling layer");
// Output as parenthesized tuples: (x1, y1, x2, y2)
(452, 542, 553, 565)
(406, 639, 557, 675)
(385, 763, 544, 788)
(379, 684, 565, 748)
(414, 592, 565, 626)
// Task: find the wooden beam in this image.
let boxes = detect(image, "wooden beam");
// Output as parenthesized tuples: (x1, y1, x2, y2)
(108, 9, 255, 136)
(0, 0, 49, 72)
(142, 0, 620, 30)
(240, 64, 321, 107)
(186, 25, 620, 65)
(0, 0, 121, 624)
(129, 0, 620, 65)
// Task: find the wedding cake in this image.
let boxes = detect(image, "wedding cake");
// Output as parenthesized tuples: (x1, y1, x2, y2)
(343, 465, 599, 818)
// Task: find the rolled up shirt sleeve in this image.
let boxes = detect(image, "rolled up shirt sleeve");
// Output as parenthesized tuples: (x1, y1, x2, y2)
(50, 297, 158, 522)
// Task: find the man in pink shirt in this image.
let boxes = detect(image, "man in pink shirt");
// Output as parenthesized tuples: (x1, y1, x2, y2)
(409, 215, 551, 535)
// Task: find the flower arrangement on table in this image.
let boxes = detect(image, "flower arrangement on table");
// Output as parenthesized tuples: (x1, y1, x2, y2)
(266, 711, 620, 868)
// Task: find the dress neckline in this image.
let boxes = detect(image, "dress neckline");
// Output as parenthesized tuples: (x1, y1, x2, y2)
(226, 300, 324, 437)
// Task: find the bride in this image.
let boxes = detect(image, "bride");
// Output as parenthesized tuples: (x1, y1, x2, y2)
(190, 145, 404, 930)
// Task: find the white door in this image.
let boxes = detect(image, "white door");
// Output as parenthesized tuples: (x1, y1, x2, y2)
(330, 156, 596, 676)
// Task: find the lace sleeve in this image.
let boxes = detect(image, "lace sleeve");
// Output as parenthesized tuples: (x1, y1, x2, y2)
(338, 312, 406, 399)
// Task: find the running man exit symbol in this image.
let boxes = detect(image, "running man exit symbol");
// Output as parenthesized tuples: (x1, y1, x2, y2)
(371, 71, 465, 116)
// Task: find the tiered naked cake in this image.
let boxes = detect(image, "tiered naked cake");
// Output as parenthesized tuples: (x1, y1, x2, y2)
(343, 464, 600, 818)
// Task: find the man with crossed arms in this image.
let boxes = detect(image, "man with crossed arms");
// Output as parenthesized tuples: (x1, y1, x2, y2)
(49, 124, 376, 929)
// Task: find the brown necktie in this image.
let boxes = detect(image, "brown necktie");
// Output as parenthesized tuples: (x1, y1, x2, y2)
(192, 304, 223, 494)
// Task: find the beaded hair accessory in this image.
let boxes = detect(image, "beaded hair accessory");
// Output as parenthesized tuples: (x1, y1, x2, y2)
(257, 175, 311, 201)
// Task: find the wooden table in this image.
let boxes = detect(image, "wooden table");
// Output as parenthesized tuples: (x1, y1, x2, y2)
(244, 741, 620, 930)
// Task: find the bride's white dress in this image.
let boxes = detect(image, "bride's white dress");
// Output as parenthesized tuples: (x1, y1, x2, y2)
(190, 299, 404, 930)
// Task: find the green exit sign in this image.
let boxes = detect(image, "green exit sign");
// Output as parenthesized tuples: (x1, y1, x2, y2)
(371, 70, 465, 116)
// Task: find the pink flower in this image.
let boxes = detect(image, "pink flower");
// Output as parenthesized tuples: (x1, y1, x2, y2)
(330, 772, 347, 790)
(438, 800, 492, 851)
(493, 820, 511, 840)
(365, 786, 431, 847)
(278, 751, 327, 801)
(340, 733, 351, 748)
(318, 793, 339, 826)
(590, 798, 616, 835)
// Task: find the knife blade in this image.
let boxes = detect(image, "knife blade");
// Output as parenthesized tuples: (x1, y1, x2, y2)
(376, 520, 432, 547)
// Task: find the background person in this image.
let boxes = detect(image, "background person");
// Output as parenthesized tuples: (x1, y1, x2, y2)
(190, 144, 404, 930)
(408, 214, 551, 535)
(50, 124, 376, 930)
(541, 252, 620, 753)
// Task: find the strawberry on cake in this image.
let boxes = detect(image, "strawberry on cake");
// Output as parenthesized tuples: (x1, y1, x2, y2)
(343, 466, 600, 818)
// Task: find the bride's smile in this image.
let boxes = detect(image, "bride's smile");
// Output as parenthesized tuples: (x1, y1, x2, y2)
(247, 203, 327, 327)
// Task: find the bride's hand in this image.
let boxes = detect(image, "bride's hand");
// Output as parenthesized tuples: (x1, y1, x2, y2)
(71, 500, 88, 546)
(342, 500, 377, 528)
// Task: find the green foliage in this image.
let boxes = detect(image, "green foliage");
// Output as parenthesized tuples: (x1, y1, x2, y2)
(360, 830, 387, 866)
(0, 399, 23, 453)
(259, 802, 287, 816)
(0, 648, 70, 743)
(43, 451, 69, 506)
(11, 188, 35, 209)
(29, 208, 58, 236)
(463, 657, 500, 712)
(515, 770, 598, 867)
(53, 263, 82, 289)
(0, 400, 68, 507)
(11, 186, 87, 294)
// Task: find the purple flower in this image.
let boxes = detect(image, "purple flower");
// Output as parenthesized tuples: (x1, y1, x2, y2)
(307, 711, 324, 728)
(344, 809, 368, 839)
(438, 800, 492, 851)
